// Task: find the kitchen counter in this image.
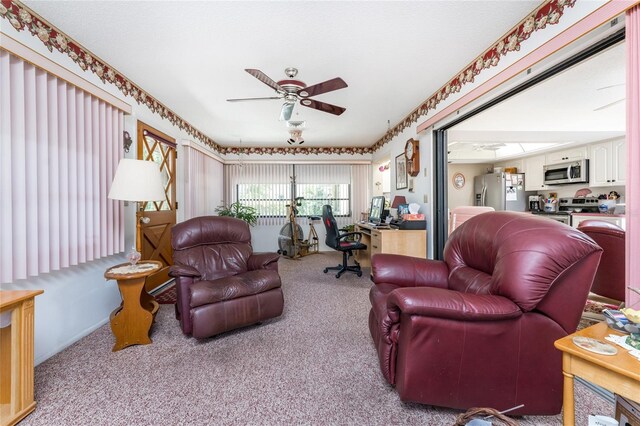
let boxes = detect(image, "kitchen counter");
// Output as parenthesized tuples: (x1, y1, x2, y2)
(569, 212, 625, 217)
(571, 213, 626, 230)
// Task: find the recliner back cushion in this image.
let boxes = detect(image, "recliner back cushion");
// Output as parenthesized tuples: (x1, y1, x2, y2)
(172, 216, 253, 280)
(444, 212, 601, 312)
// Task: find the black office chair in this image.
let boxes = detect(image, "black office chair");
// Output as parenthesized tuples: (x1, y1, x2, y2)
(322, 205, 367, 278)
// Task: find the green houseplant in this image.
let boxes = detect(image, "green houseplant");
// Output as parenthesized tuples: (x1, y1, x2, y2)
(215, 201, 258, 227)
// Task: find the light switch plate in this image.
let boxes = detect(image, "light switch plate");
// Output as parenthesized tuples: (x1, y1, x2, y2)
(423, 194, 428, 203)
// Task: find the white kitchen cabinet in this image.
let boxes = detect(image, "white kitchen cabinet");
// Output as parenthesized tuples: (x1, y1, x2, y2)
(572, 214, 626, 230)
(523, 154, 547, 191)
(545, 146, 588, 164)
(590, 139, 626, 187)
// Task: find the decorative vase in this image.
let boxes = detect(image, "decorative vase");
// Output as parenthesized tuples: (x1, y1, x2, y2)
(127, 246, 141, 265)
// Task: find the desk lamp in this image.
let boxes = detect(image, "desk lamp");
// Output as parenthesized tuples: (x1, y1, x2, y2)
(391, 195, 407, 219)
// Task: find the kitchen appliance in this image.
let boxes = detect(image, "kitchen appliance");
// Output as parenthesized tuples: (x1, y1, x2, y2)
(474, 172, 531, 212)
(532, 196, 600, 225)
(558, 196, 600, 214)
(529, 195, 542, 212)
(543, 159, 589, 185)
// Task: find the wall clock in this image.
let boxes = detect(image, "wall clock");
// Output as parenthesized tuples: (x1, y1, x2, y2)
(452, 172, 466, 189)
(404, 138, 420, 177)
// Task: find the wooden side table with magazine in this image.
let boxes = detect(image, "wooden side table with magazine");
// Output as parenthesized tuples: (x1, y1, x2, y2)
(554, 322, 640, 426)
(104, 261, 162, 352)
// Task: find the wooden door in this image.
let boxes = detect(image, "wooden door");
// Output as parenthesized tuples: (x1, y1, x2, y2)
(137, 122, 177, 292)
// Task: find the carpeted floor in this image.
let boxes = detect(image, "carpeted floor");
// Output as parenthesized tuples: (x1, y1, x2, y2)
(25, 253, 613, 425)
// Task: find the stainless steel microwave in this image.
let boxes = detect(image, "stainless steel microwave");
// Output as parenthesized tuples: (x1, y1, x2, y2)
(543, 159, 589, 185)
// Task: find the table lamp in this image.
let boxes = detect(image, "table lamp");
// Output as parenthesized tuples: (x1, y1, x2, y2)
(108, 159, 165, 263)
(391, 195, 407, 219)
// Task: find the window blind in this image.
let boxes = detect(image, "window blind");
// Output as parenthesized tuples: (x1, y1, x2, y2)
(183, 143, 223, 219)
(0, 50, 124, 283)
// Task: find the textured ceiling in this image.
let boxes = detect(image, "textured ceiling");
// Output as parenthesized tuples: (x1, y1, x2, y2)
(449, 42, 625, 160)
(23, 0, 541, 148)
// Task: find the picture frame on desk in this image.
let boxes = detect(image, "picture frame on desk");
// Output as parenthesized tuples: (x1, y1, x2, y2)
(398, 203, 410, 216)
(396, 154, 408, 190)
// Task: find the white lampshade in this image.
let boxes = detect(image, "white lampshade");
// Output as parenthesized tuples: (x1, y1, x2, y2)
(108, 159, 165, 202)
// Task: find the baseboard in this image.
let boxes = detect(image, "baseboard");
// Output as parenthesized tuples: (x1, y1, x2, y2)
(35, 317, 110, 366)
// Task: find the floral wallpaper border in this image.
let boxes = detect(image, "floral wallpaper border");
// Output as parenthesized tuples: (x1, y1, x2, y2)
(1, 0, 574, 156)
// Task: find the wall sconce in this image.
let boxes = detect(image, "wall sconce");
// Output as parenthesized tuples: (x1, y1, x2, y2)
(378, 163, 390, 172)
(123, 131, 133, 153)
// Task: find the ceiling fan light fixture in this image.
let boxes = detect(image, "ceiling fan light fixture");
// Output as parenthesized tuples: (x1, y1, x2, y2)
(287, 129, 304, 145)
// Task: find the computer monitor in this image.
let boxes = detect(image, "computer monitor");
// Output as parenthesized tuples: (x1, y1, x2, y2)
(368, 196, 385, 224)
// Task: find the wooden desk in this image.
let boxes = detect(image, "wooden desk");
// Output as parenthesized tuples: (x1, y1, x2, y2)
(105, 261, 162, 352)
(354, 223, 427, 268)
(0, 290, 44, 426)
(554, 322, 640, 425)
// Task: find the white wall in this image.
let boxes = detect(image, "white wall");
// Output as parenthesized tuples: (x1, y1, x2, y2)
(372, 157, 391, 197)
(371, 125, 434, 258)
(447, 163, 492, 210)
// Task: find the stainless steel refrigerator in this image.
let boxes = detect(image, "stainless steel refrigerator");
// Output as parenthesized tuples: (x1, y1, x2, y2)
(474, 172, 530, 211)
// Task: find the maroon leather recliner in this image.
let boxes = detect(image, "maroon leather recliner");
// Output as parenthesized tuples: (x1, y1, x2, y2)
(169, 216, 284, 339)
(369, 212, 602, 415)
(577, 220, 626, 303)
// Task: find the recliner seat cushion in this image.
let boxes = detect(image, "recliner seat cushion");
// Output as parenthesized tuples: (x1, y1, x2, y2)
(190, 269, 281, 308)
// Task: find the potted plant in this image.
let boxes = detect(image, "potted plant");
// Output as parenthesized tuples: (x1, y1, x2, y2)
(215, 201, 258, 227)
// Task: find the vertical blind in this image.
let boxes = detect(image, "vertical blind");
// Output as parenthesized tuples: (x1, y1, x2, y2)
(224, 163, 291, 226)
(183, 144, 224, 219)
(0, 50, 124, 284)
(223, 163, 371, 227)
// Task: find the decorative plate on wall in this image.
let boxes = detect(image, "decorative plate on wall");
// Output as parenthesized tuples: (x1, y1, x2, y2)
(452, 172, 466, 189)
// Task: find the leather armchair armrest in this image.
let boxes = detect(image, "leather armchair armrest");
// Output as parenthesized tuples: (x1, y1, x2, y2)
(248, 252, 280, 271)
(372, 254, 449, 289)
(169, 264, 201, 278)
(387, 287, 522, 322)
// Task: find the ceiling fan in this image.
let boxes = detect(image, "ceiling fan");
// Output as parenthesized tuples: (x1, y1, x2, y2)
(594, 83, 625, 111)
(227, 67, 347, 121)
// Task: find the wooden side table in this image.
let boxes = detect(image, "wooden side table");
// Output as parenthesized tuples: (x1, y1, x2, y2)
(554, 322, 640, 425)
(105, 261, 162, 352)
(0, 290, 44, 426)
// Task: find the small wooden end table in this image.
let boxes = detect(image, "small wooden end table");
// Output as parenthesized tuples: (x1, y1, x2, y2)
(105, 261, 162, 352)
(554, 322, 640, 425)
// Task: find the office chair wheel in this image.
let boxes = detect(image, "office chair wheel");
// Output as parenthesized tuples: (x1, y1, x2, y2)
(335, 273, 341, 278)
(323, 268, 329, 273)
(357, 271, 362, 277)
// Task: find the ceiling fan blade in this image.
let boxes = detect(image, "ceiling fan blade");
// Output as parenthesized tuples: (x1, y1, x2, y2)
(597, 83, 624, 91)
(299, 99, 346, 116)
(280, 103, 295, 121)
(227, 96, 282, 102)
(245, 69, 285, 92)
(594, 98, 625, 111)
(297, 77, 348, 98)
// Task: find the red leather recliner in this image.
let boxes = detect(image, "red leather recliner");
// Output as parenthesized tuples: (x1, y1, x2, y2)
(169, 216, 284, 339)
(369, 212, 602, 415)
(577, 220, 626, 304)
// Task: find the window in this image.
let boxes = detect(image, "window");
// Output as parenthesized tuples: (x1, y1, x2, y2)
(224, 163, 370, 227)
(237, 183, 291, 218)
(295, 183, 350, 217)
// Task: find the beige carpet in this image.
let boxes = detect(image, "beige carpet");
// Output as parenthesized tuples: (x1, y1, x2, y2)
(24, 253, 613, 425)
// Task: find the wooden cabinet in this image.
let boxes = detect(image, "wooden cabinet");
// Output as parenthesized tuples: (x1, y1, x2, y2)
(354, 224, 426, 268)
(572, 214, 626, 230)
(523, 155, 547, 191)
(545, 146, 587, 164)
(590, 139, 626, 187)
(0, 290, 43, 426)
